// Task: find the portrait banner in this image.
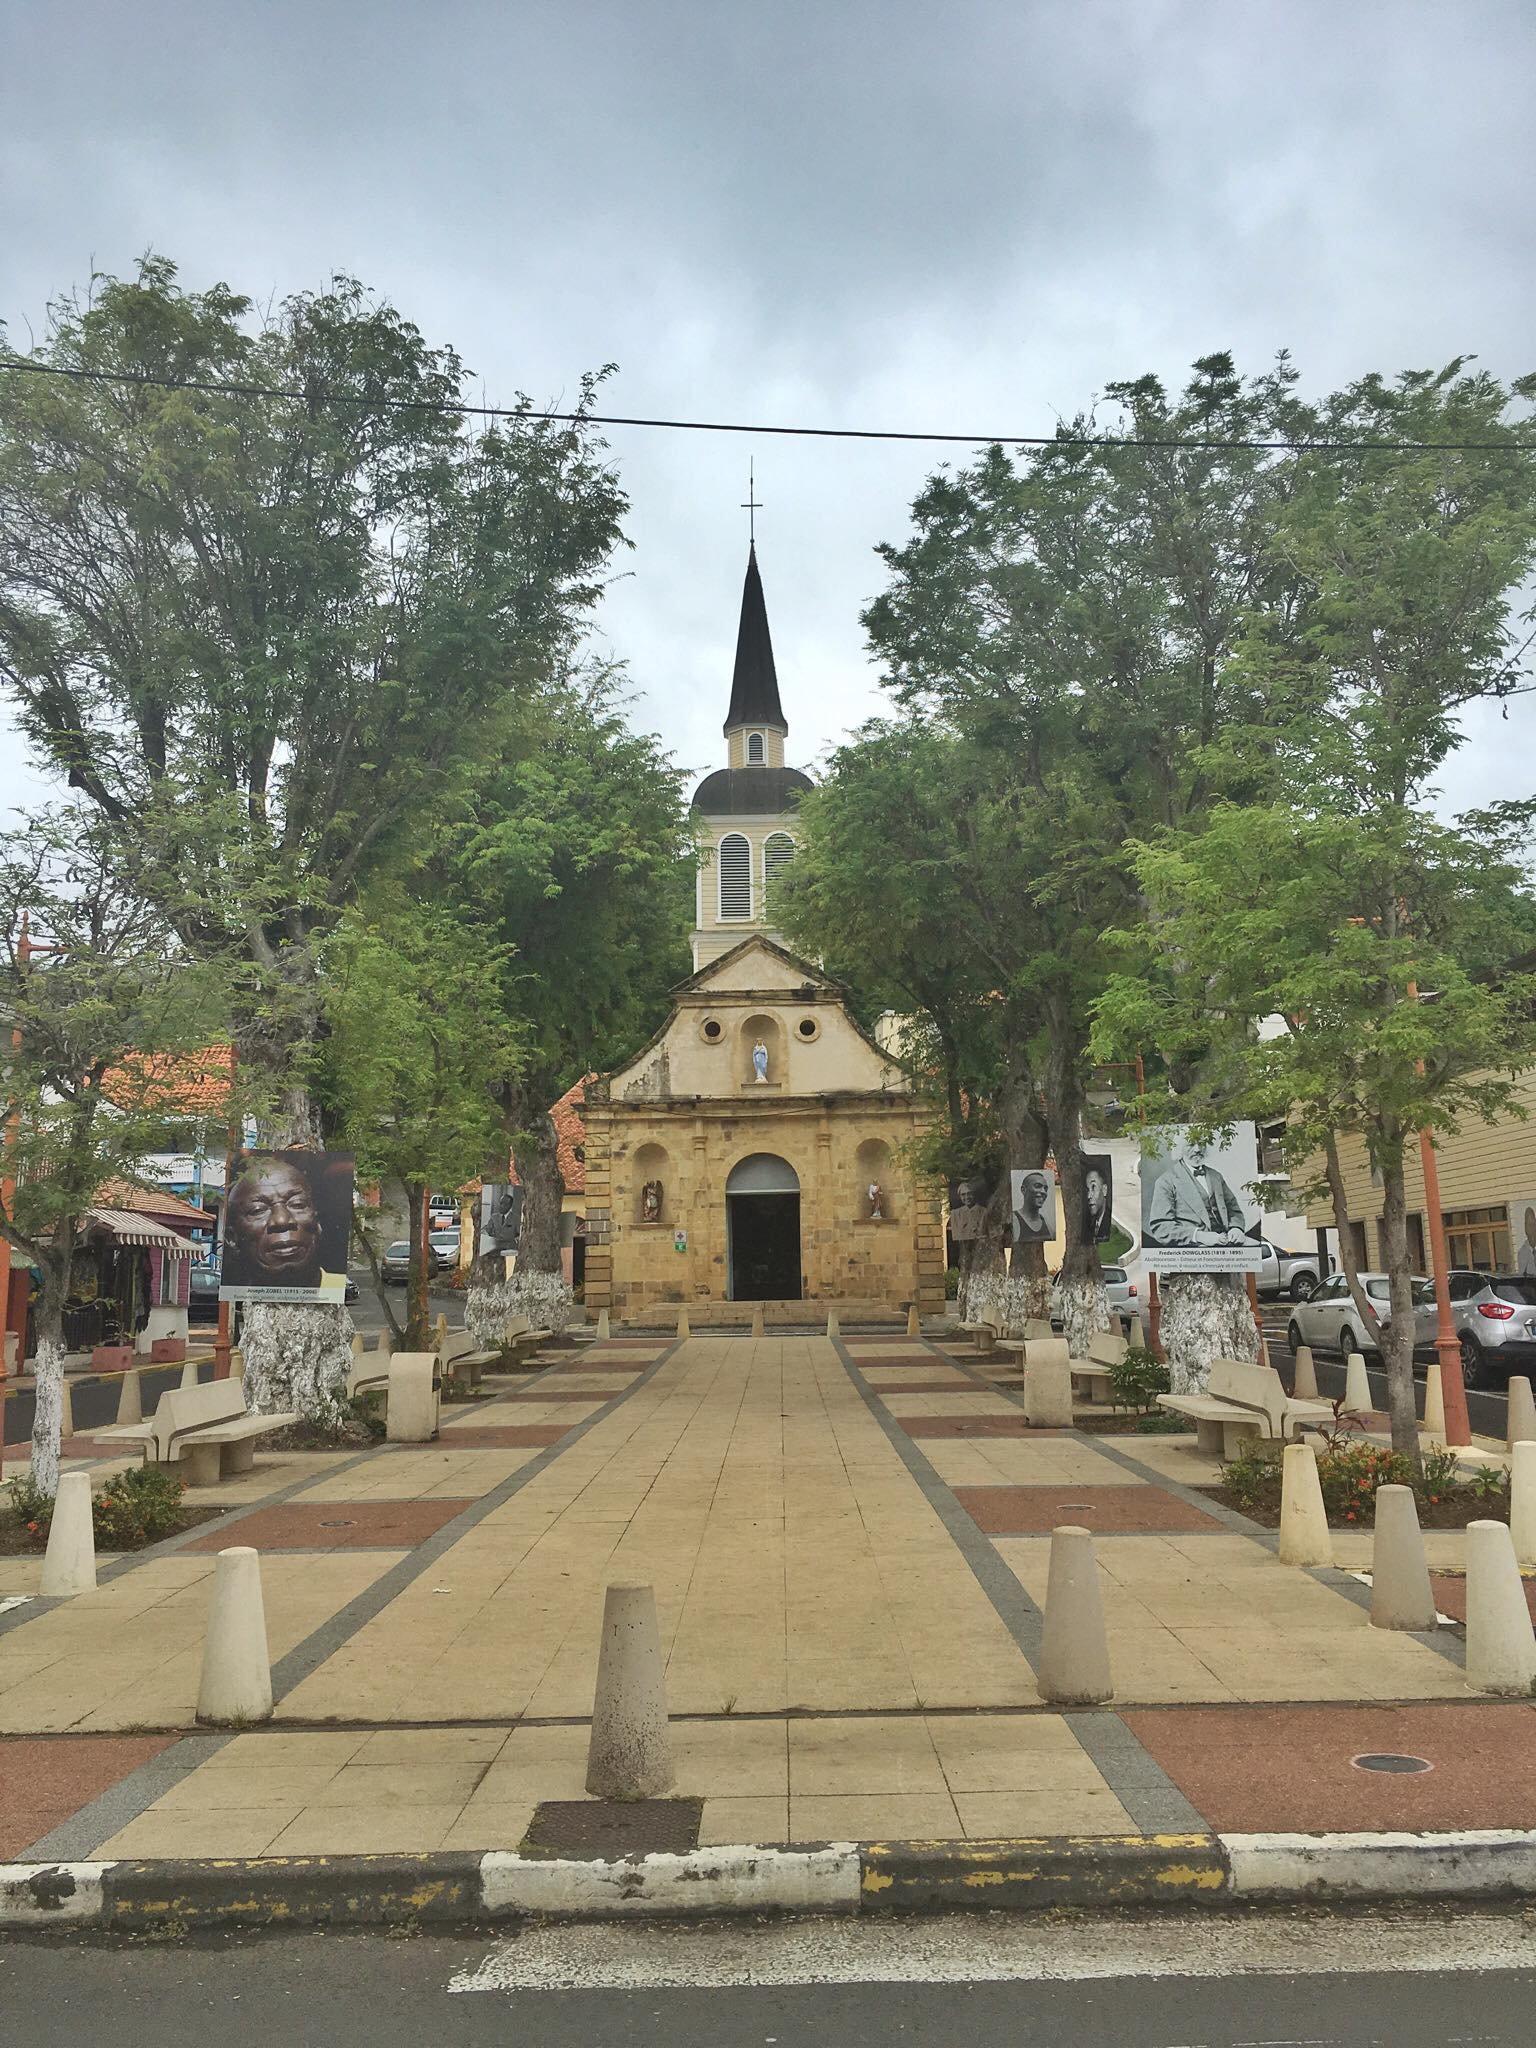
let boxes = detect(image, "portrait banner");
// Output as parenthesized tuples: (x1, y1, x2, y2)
(948, 1169, 998, 1243)
(1140, 1126, 1262, 1275)
(1509, 1196, 1536, 1279)
(1082, 1153, 1114, 1244)
(220, 1149, 355, 1303)
(1010, 1167, 1058, 1246)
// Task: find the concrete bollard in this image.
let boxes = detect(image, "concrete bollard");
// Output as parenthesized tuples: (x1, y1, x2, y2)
(114, 1366, 143, 1427)
(1037, 1525, 1113, 1706)
(1343, 1351, 1373, 1416)
(39, 1470, 97, 1598)
(750, 1302, 765, 1339)
(826, 1307, 840, 1339)
(595, 1310, 610, 1343)
(1506, 1376, 1536, 1451)
(1369, 1484, 1437, 1630)
(1023, 1338, 1074, 1428)
(1278, 1441, 1334, 1567)
(1291, 1344, 1318, 1400)
(179, 1356, 199, 1393)
(676, 1306, 691, 1341)
(196, 1547, 273, 1725)
(1126, 1315, 1145, 1351)
(1510, 1441, 1536, 1570)
(1464, 1518, 1536, 1696)
(906, 1304, 921, 1338)
(350, 1331, 366, 1359)
(57, 1373, 76, 1441)
(386, 1353, 439, 1442)
(230, 1348, 245, 1382)
(433, 1312, 449, 1354)
(1423, 1360, 1446, 1439)
(586, 1583, 674, 1798)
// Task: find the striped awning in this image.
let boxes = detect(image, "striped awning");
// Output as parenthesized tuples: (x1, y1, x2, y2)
(83, 1209, 195, 1254)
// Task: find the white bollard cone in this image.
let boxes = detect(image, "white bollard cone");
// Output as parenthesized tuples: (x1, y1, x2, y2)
(1464, 1519, 1536, 1696)
(586, 1583, 673, 1798)
(1510, 1441, 1536, 1570)
(1292, 1344, 1318, 1400)
(1506, 1376, 1536, 1451)
(196, 1547, 273, 1725)
(433, 1312, 449, 1353)
(595, 1310, 610, 1343)
(350, 1331, 366, 1359)
(676, 1306, 691, 1341)
(826, 1307, 840, 1339)
(40, 1471, 96, 1598)
(230, 1348, 245, 1381)
(1423, 1360, 1446, 1439)
(1127, 1316, 1145, 1351)
(906, 1304, 921, 1338)
(1369, 1484, 1437, 1630)
(1037, 1526, 1113, 1706)
(1023, 1340, 1074, 1428)
(179, 1356, 199, 1392)
(751, 1302, 765, 1339)
(1343, 1351, 1373, 1415)
(115, 1366, 143, 1427)
(57, 1373, 76, 1441)
(1278, 1441, 1334, 1567)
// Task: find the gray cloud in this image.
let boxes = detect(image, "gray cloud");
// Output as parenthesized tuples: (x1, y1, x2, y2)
(3, 0, 1534, 820)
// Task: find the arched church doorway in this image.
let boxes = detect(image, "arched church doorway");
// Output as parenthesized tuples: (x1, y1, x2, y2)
(725, 1153, 801, 1301)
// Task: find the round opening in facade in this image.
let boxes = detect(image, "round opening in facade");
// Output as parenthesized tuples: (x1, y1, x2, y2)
(701, 1017, 724, 1042)
(796, 1016, 819, 1040)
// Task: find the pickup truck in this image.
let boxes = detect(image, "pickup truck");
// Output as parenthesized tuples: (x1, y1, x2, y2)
(1256, 1238, 1326, 1302)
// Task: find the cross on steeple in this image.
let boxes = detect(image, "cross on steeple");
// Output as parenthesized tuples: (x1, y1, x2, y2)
(740, 465, 763, 545)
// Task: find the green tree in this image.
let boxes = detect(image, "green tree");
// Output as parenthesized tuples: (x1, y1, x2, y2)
(0, 258, 626, 1414)
(1098, 361, 1536, 1451)
(0, 807, 232, 1492)
(454, 679, 694, 1330)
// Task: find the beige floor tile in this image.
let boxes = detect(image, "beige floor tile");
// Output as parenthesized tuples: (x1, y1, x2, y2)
(789, 1793, 962, 1840)
(441, 1802, 537, 1851)
(265, 1804, 465, 1854)
(789, 1716, 946, 1794)
(698, 1796, 790, 1846)
(156, 1765, 349, 1810)
(954, 1787, 1136, 1837)
(95, 1807, 297, 1857)
(308, 1762, 489, 1807)
(926, 1713, 1102, 1791)
(350, 1726, 511, 1765)
(203, 1731, 372, 1770)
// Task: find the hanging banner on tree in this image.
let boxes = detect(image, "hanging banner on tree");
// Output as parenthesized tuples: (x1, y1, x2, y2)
(1140, 1126, 1262, 1274)
(1082, 1154, 1114, 1243)
(1010, 1168, 1058, 1246)
(1508, 1195, 1536, 1278)
(948, 1169, 998, 1242)
(220, 1149, 354, 1303)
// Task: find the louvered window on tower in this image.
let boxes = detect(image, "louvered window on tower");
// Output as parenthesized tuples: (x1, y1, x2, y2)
(764, 831, 795, 896)
(747, 731, 765, 763)
(718, 832, 752, 918)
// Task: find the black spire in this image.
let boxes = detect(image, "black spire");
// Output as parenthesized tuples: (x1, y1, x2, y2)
(723, 544, 786, 735)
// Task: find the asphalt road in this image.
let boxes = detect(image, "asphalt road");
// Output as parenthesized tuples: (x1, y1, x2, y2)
(1260, 1304, 1514, 1441)
(3, 1909, 1535, 2047)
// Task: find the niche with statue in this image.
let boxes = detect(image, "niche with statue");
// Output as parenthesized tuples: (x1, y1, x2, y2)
(855, 1137, 897, 1222)
(632, 1142, 672, 1225)
(738, 1012, 784, 1089)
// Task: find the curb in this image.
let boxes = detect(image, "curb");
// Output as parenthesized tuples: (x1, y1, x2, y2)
(8, 1829, 1536, 1930)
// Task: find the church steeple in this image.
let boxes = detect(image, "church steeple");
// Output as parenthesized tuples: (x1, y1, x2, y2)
(723, 544, 787, 737)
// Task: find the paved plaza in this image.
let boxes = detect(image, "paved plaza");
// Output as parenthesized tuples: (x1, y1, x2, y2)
(1, 1329, 1530, 1862)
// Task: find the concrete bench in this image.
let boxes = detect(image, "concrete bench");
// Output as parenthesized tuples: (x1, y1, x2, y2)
(439, 1327, 501, 1394)
(1157, 1356, 1334, 1457)
(502, 1315, 554, 1366)
(347, 1331, 394, 1403)
(1069, 1329, 1128, 1401)
(958, 1321, 999, 1358)
(90, 1379, 297, 1486)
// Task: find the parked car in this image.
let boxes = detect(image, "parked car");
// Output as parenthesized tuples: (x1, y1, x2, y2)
(429, 1230, 462, 1274)
(1102, 1265, 1140, 1320)
(1285, 1271, 1430, 1360)
(187, 1265, 222, 1323)
(1256, 1238, 1326, 1302)
(381, 1240, 412, 1285)
(1421, 1272, 1536, 1389)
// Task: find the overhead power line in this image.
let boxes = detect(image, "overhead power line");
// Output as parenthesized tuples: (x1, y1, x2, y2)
(0, 353, 1528, 454)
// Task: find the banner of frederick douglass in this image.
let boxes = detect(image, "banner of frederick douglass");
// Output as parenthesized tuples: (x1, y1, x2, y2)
(1140, 1126, 1262, 1275)
(219, 1149, 354, 1303)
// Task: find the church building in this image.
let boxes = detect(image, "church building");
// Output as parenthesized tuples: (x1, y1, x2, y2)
(581, 544, 943, 1319)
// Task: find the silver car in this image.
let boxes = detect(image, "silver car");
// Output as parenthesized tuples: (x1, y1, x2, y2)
(1285, 1271, 1429, 1360)
(1102, 1265, 1142, 1322)
(1418, 1270, 1536, 1389)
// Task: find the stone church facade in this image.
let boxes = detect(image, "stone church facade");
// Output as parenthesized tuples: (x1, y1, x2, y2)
(581, 546, 942, 1318)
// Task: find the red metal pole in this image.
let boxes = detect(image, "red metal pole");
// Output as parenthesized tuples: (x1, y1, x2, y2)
(212, 1048, 239, 1380)
(1134, 1047, 1166, 1361)
(0, 915, 32, 1475)
(1420, 1127, 1472, 1447)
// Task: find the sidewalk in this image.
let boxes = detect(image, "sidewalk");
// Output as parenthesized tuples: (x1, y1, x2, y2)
(3, 1329, 1534, 1914)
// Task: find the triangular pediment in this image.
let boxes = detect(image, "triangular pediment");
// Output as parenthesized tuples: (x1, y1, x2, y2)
(682, 934, 835, 996)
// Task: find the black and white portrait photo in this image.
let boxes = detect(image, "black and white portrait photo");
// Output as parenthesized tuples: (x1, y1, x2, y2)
(220, 1150, 354, 1303)
(1082, 1154, 1114, 1244)
(1140, 1126, 1261, 1274)
(1010, 1167, 1058, 1246)
(948, 1170, 996, 1243)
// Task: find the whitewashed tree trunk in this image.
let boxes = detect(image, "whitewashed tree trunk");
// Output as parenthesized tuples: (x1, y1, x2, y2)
(29, 1336, 65, 1499)
(1160, 1272, 1259, 1394)
(1058, 1274, 1110, 1359)
(241, 1302, 354, 1429)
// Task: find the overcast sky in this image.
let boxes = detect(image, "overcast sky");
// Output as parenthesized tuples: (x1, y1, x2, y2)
(3, 0, 1534, 824)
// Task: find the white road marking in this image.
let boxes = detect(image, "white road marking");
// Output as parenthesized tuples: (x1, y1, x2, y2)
(449, 1908, 1536, 1993)
(0, 1596, 32, 1615)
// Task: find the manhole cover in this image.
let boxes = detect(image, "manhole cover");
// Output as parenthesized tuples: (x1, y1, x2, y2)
(1351, 1753, 1433, 1774)
(319, 1519, 355, 1528)
(525, 1797, 704, 1858)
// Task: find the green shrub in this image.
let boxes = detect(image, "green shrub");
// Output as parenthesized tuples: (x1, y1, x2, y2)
(1419, 1444, 1461, 1503)
(944, 1267, 960, 1300)
(1219, 1439, 1284, 1512)
(1469, 1464, 1511, 1505)
(4, 1472, 55, 1545)
(1315, 1441, 1416, 1524)
(5, 1465, 186, 1550)
(1108, 1346, 1170, 1413)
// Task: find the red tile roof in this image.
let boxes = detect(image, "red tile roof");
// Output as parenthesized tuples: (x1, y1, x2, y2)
(95, 1179, 216, 1227)
(101, 1046, 234, 1117)
(552, 1076, 590, 1196)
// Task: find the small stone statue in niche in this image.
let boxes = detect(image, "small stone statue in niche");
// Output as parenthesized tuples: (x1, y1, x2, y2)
(641, 1180, 663, 1224)
(752, 1039, 769, 1084)
(867, 1181, 884, 1221)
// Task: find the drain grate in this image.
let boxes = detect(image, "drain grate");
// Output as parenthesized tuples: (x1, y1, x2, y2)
(318, 1519, 356, 1528)
(1351, 1752, 1433, 1774)
(524, 1797, 704, 1859)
